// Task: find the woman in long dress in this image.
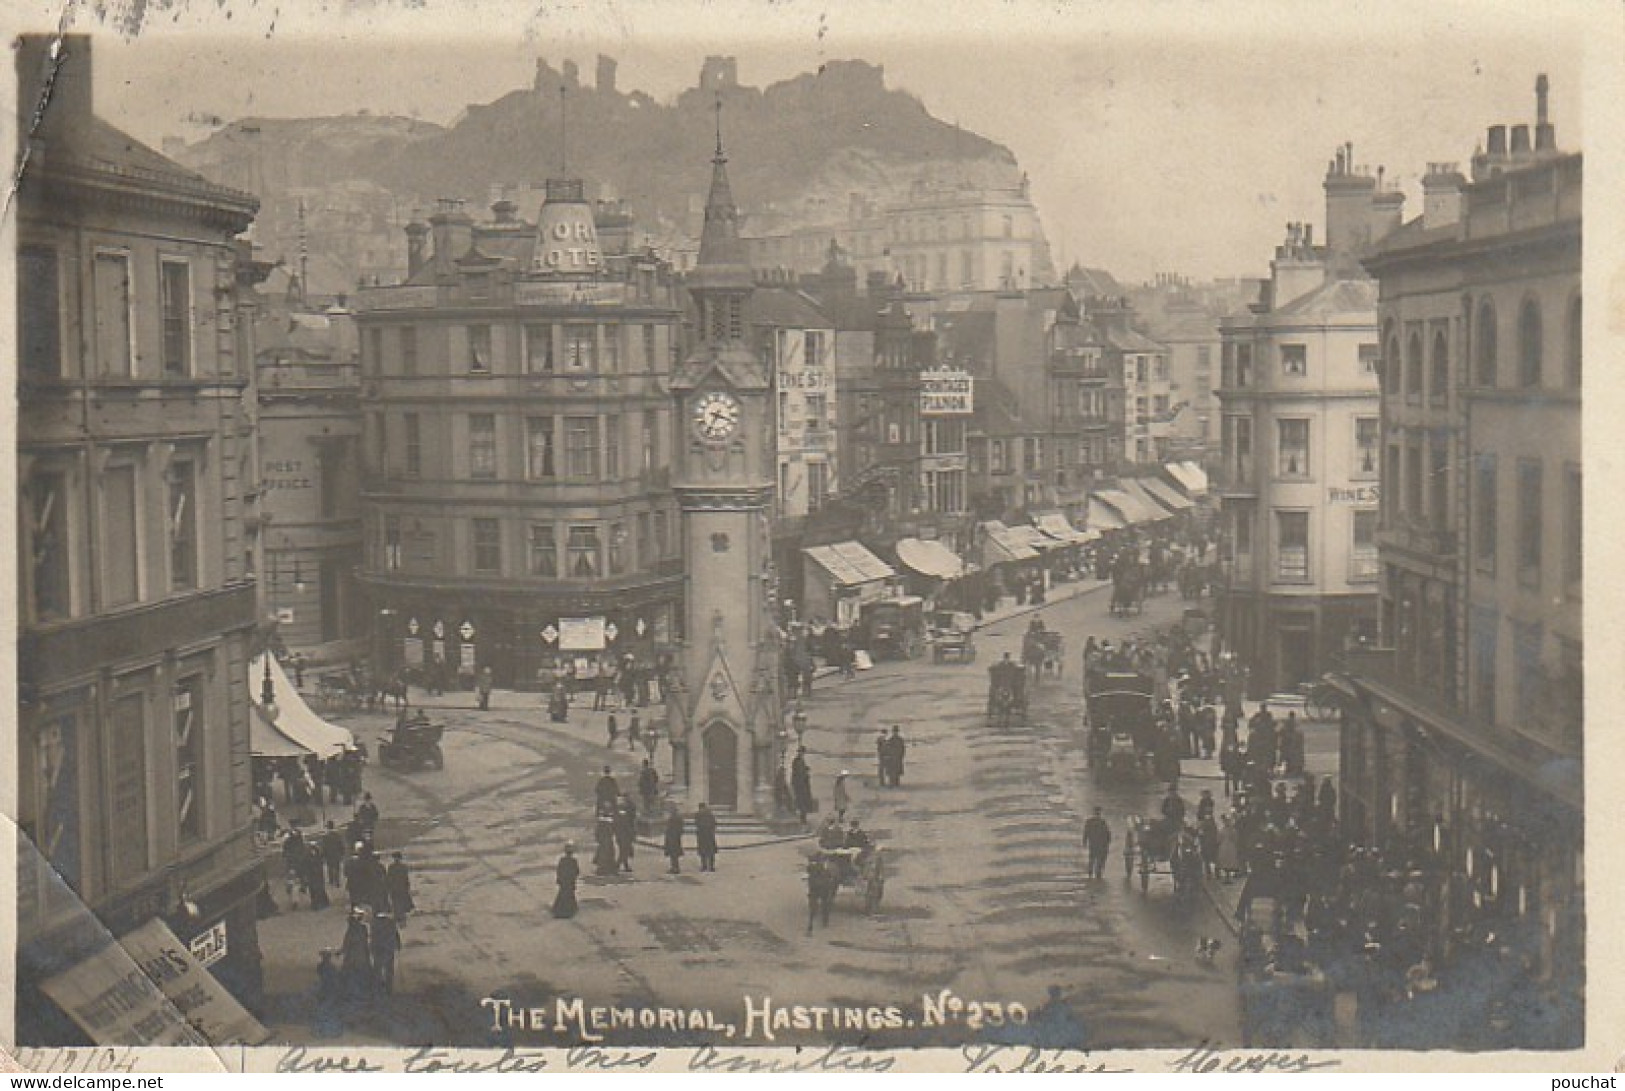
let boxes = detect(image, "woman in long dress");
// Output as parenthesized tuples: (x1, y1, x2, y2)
(338, 911, 374, 1002)
(552, 843, 580, 918)
(833, 771, 851, 821)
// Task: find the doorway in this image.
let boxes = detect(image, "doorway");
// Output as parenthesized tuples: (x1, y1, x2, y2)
(1277, 625, 1313, 689)
(702, 720, 738, 809)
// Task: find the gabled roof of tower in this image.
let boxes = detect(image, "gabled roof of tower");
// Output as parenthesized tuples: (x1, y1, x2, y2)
(670, 341, 770, 392)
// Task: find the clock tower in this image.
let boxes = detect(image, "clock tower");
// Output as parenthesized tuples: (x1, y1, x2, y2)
(665, 117, 782, 815)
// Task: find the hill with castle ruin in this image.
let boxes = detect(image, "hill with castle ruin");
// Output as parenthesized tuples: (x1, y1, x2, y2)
(175, 55, 1023, 293)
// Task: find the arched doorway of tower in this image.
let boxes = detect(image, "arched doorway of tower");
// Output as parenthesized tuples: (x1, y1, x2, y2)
(702, 719, 738, 810)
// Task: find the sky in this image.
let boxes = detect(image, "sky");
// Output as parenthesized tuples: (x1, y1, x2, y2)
(22, 0, 1599, 282)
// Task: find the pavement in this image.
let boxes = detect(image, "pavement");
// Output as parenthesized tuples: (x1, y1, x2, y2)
(254, 580, 1329, 1049)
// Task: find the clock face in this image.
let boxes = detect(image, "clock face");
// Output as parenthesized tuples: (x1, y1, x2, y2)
(693, 390, 741, 442)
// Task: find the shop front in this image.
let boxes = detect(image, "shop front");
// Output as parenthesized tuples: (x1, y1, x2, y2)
(365, 576, 683, 691)
(1332, 657, 1583, 1047)
(801, 541, 897, 630)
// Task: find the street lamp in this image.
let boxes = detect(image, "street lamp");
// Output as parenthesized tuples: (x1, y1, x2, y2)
(261, 654, 279, 720)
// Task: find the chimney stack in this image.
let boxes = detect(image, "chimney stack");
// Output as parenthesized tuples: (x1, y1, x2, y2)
(428, 198, 474, 269)
(1422, 163, 1466, 230)
(1510, 124, 1531, 158)
(405, 219, 429, 277)
(18, 33, 96, 140)
(1535, 74, 1557, 152)
(1487, 125, 1508, 158)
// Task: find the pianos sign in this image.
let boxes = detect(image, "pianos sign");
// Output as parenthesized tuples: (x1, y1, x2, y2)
(920, 370, 974, 416)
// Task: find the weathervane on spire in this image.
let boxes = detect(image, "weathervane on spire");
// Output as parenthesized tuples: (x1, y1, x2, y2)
(713, 91, 725, 162)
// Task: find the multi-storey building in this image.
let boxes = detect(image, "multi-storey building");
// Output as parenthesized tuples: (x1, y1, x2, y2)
(1090, 296, 1173, 467)
(16, 35, 269, 1039)
(1127, 275, 1258, 464)
(1217, 147, 1395, 695)
(354, 183, 685, 688)
(745, 176, 1056, 293)
(1337, 79, 1581, 1045)
(749, 287, 838, 520)
(253, 278, 364, 658)
(1045, 298, 1118, 518)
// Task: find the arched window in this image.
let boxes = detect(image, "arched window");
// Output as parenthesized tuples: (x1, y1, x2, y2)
(1406, 332, 1423, 398)
(1567, 295, 1582, 389)
(1383, 331, 1400, 398)
(1430, 329, 1449, 405)
(1518, 297, 1543, 388)
(1475, 300, 1498, 387)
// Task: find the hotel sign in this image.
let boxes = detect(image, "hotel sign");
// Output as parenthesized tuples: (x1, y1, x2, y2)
(921, 370, 974, 416)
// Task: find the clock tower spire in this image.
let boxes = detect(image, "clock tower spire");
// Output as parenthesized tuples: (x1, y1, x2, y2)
(666, 114, 782, 816)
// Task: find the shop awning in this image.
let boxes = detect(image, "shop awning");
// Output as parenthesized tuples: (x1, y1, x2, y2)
(980, 521, 1040, 565)
(40, 919, 271, 1046)
(1124, 474, 1189, 517)
(249, 703, 312, 758)
(249, 654, 354, 760)
(1034, 512, 1094, 545)
(1144, 474, 1196, 513)
(1102, 487, 1167, 525)
(1121, 477, 1183, 518)
(1007, 523, 1057, 552)
(803, 541, 896, 587)
(1086, 497, 1128, 532)
(895, 537, 966, 581)
(1165, 460, 1209, 496)
(1140, 476, 1195, 512)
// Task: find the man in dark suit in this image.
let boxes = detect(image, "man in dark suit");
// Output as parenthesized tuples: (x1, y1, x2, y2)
(1082, 807, 1113, 879)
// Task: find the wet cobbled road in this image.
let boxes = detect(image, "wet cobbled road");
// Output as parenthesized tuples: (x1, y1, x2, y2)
(260, 583, 1242, 1050)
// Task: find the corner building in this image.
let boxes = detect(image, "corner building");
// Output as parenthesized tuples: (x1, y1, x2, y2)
(354, 183, 685, 687)
(15, 36, 268, 1037)
(1217, 148, 1392, 695)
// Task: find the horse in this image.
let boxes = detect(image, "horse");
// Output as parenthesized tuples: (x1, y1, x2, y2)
(373, 672, 410, 712)
(806, 856, 839, 933)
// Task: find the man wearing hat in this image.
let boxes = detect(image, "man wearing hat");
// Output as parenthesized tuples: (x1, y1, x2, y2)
(371, 910, 401, 994)
(834, 770, 851, 822)
(386, 852, 414, 919)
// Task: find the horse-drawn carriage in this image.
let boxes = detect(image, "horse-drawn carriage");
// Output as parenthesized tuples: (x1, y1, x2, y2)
(1022, 622, 1065, 682)
(929, 610, 978, 664)
(1084, 668, 1159, 781)
(316, 672, 367, 713)
(378, 709, 445, 772)
(986, 657, 1028, 728)
(1124, 816, 1205, 898)
(864, 597, 928, 661)
(1109, 566, 1145, 617)
(805, 844, 885, 932)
